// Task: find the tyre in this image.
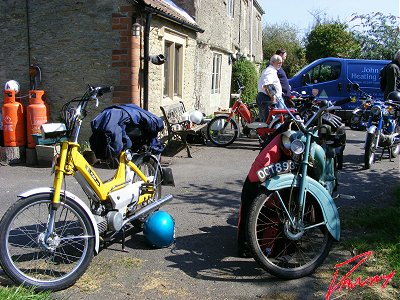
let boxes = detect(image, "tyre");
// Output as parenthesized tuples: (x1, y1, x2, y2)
(133, 154, 162, 202)
(350, 114, 361, 130)
(364, 131, 378, 169)
(0, 194, 95, 291)
(247, 188, 334, 279)
(206, 115, 238, 146)
(391, 125, 400, 158)
(131, 155, 162, 228)
(391, 144, 400, 158)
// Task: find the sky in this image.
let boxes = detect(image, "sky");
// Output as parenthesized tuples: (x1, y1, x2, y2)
(260, 0, 400, 37)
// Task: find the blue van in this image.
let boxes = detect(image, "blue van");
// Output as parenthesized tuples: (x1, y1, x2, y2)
(288, 57, 390, 121)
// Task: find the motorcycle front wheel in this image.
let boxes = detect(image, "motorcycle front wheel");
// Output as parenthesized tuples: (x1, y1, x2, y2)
(364, 131, 378, 169)
(247, 188, 334, 279)
(206, 115, 238, 146)
(0, 194, 95, 291)
(350, 114, 361, 130)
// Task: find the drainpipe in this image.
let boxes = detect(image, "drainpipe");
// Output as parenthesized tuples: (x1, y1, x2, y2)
(250, 0, 254, 60)
(131, 22, 141, 105)
(143, 12, 153, 111)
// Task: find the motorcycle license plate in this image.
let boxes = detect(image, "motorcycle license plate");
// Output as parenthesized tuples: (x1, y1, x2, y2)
(256, 160, 296, 182)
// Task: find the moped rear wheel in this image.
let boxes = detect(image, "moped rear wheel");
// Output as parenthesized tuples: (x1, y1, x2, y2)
(133, 154, 162, 202)
(247, 188, 334, 279)
(131, 155, 162, 228)
(0, 194, 94, 291)
(206, 115, 238, 146)
(364, 131, 378, 169)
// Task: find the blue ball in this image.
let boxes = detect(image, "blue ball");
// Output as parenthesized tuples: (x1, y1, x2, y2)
(143, 210, 175, 248)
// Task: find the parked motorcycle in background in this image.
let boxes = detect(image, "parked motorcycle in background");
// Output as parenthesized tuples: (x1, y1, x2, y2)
(238, 86, 350, 279)
(363, 89, 400, 169)
(350, 99, 372, 131)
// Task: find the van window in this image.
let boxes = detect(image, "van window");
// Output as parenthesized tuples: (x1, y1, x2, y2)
(302, 62, 341, 85)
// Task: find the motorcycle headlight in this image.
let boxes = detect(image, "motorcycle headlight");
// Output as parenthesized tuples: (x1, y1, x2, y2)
(386, 106, 394, 115)
(290, 139, 305, 155)
(371, 105, 381, 116)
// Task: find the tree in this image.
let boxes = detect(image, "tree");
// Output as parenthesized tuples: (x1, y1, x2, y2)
(350, 12, 400, 60)
(305, 22, 361, 62)
(262, 23, 306, 78)
(231, 58, 258, 104)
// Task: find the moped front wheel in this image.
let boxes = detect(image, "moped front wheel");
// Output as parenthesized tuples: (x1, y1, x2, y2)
(0, 194, 95, 291)
(364, 131, 378, 169)
(206, 115, 238, 146)
(247, 188, 334, 279)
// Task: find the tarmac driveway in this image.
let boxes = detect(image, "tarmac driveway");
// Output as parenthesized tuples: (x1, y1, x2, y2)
(0, 129, 399, 299)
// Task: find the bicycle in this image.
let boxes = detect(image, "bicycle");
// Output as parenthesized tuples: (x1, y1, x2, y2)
(0, 85, 174, 291)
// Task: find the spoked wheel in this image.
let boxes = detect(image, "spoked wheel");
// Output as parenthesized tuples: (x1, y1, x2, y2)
(391, 125, 400, 158)
(364, 131, 378, 169)
(133, 155, 162, 202)
(0, 194, 95, 291)
(131, 155, 162, 228)
(350, 114, 361, 130)
(206, 115, 238, 146)
(247, 188, 334, 279)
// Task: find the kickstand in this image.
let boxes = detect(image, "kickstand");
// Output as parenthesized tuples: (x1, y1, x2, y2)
(389, 147, 394, 162)
(121, 226, 129, 253)
(378, 147, 385, 161)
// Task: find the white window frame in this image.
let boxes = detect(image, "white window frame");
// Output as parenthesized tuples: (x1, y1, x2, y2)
(211, 53, 222, 94)
(227, 0, 234, 18)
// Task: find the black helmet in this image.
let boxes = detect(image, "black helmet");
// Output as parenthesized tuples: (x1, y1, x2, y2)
(387, 91, 400, 103)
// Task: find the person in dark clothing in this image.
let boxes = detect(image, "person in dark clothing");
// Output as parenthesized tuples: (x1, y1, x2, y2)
(383, 50, 400, 100)
(276, 49, 291, 100)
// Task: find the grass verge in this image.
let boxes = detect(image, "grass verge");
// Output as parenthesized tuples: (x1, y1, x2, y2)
(0, 286, 51, 300)
(341, 184, 400, 284)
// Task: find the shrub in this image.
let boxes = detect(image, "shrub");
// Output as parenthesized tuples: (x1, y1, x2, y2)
(231, 58, 258, 105)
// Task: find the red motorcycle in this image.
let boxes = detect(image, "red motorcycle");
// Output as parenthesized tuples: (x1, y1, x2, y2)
(206, 81, 298, 146)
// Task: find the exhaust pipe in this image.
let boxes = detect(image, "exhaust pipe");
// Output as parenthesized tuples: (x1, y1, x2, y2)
(123, 194, 173, 225)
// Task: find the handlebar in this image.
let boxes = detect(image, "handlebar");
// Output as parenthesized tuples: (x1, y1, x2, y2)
(89, 85, 114, 97)
(334, 97, 352, 107)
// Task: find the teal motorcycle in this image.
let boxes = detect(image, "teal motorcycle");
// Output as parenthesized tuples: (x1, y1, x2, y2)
(238, 89, 350, 279)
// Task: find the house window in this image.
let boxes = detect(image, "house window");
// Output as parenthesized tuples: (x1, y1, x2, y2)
(163, 40, 183, 98)
(227, 0, 234, 18)
(211, 53, 222, 94)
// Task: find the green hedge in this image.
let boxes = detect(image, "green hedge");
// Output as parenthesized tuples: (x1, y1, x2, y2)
(231, 58, 258, 105)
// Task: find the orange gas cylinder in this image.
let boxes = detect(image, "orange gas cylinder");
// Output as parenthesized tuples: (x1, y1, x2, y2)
(2, 90, 26, 147)
(26, 90, 48, 148)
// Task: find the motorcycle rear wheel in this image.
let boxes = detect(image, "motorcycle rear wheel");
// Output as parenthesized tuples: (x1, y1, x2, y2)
(247, 188, 334, 279)
(0, 194, 94, 291)
(364, 131, 378, 169)
(206, 115, 238, 146)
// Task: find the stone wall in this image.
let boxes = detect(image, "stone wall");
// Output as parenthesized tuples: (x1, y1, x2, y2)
(0, 0, 124, 142)
(0, 0, 264, 141)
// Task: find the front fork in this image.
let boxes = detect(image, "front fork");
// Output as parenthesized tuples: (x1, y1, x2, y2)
(45, 142, 70, 240)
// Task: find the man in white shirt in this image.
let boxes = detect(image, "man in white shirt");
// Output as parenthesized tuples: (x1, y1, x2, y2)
(256, 54, 284, 122)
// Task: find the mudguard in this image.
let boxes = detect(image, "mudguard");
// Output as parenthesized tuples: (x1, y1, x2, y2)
(367, 125, 377, 135)
(18, 187, 100, 254)
(217, 114, 240, 135)
(262, 173, 340, 241)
